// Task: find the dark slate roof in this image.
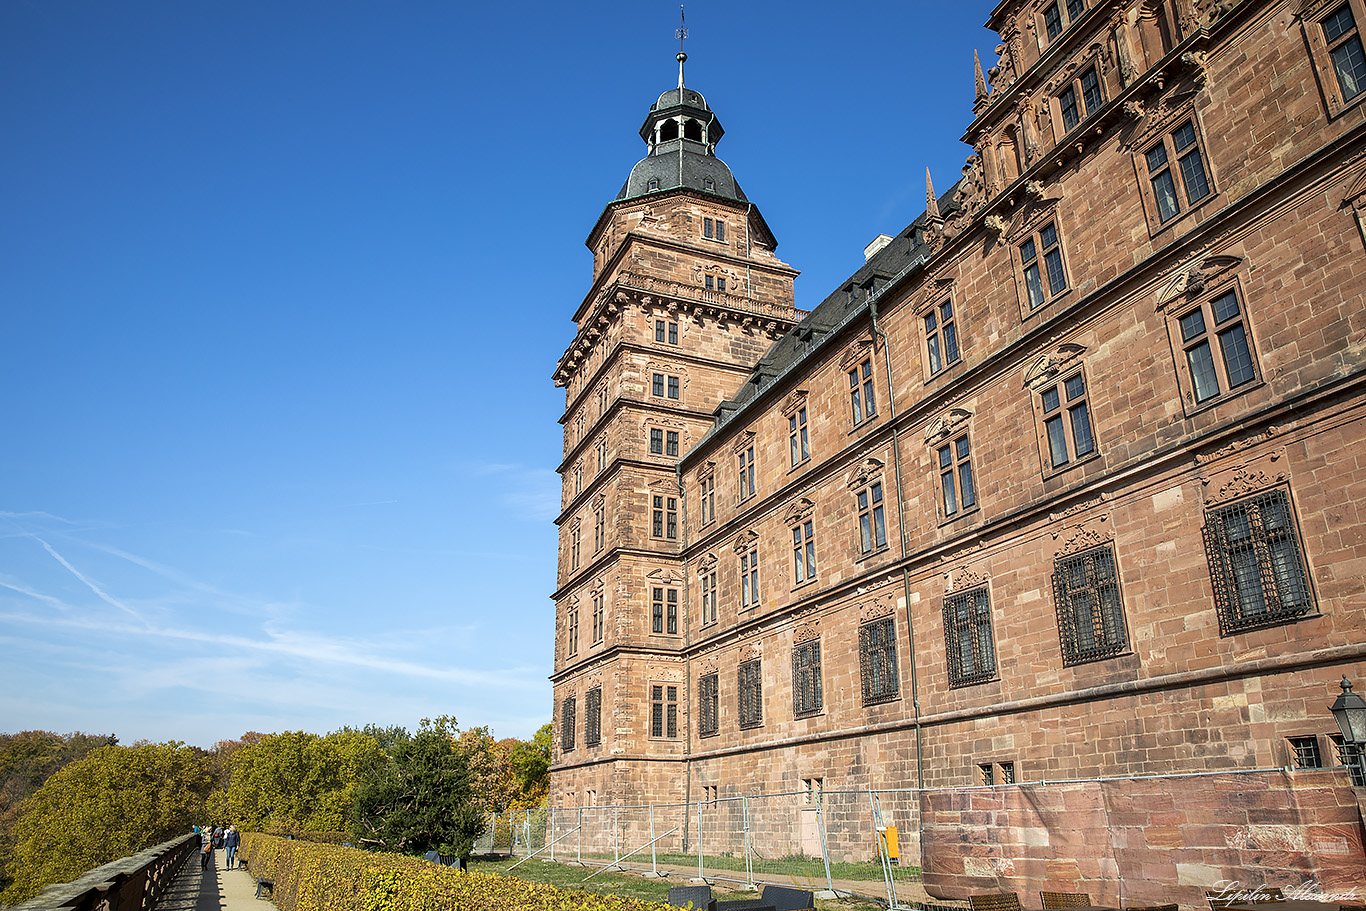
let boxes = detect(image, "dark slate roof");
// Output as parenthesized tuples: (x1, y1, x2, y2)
(693, 179, 965, 446)
(617, 149, 748, 202)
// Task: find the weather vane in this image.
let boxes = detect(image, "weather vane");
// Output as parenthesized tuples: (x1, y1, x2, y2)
(676, 5, 688, 90)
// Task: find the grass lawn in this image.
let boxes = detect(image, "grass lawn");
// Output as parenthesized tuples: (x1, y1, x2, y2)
(468, 856, 889, 911)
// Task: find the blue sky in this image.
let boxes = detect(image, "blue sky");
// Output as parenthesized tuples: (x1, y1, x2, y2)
(0, 2, 998, 747)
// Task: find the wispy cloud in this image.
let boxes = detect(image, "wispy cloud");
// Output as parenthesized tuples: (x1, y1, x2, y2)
(36, 537, 147, 625)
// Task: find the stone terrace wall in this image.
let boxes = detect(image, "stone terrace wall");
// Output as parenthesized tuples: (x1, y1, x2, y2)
(920, 768, 1366, 908)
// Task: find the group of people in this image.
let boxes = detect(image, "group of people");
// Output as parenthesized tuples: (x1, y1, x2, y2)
(193, 824, 241, 870)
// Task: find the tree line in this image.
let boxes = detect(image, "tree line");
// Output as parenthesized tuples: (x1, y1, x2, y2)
(0, 718, 550, 905)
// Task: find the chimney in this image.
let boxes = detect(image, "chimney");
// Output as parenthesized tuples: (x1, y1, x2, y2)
(864, 234, 893, 261)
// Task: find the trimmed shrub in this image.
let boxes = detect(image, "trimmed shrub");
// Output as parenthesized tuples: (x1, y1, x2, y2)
(240, 834, 675, 911)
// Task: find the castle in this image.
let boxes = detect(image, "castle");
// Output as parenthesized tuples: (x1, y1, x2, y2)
(549, 0, 1366, 811)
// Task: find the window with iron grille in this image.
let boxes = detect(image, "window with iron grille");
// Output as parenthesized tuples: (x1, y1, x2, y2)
(561, 696, 576, 751)
(652, 494, 678, 540)
(925, 298, 960, 376)
(858, 617, 900, 705)
(944, 586, 997, 685)
(698, 672, 719, 736)
(700, 569, 717, 625)
(738, 658, 763, 729)
(999, 761, 1016, 784)
(1330, 734, 1366, 786)
(585, 687, 602, 746)
(652, 587, 678, 635)
(979, 763, 994, 786)
(849, 358, 876, 424)
(1289, 735, 1322, 769)
(1203, 489, 1313, 635)
(792, 639, 823, 717)
(1053, 545, 1128, 665)
(651, 684, 678, 738)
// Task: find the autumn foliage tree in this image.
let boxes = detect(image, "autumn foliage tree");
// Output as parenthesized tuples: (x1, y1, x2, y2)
(226, 730, 383, 833)
(0, 742, 213, 905)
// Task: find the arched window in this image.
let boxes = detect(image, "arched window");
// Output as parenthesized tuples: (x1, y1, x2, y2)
(660, 119, 680, 142)
(684, 119, 703, 141)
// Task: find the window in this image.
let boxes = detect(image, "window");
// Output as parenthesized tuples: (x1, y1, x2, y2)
(667, 431, 679, 457)
(1175, 288, 1257, 406)
(717, 221, 726, 242)
(849, 358, 876, 424)
(703, 217, 713, 239)
(1289, 736, 1323, 769)
(655, 319, 679, 344)
(652, 587, 679, 634)
(699, 475, 715, 525)
(1053, 545, 1128, 665)
(1330, 734, 1366, 786)
(802, 777, 824, 804)
(703, 217, 727, 241)
(653, 373, 664, 396)
(789, 408, 809, 466)
(738, 445, 756, 501)
(859, 617, 900, 705)
(738, 658, 763, 729)
(979, 763, 995, 786)
(585, 687, 602, 747)
(565, 606, 578, 658)
(598, 385, 608, 416)
(1041, 0, 1085, 41)
(925, 299, 960, 375)
(1020, 221, 1068, 310)
(652, 494, 678, 539)
(1143, 120, 1213, 224)
(561, 696, 576, 751)
(704, 275, 727, 292)
(792, 519, 817, 584)
(1057, 65, 1103, 133)
(857, 481, 888, 555)
(650, 428, 664, 454)
(740, 545, 760, 610)
(1039, 372, 1095, 468)
(999, 761, 1016, 784)
(591, 591, 604, 644)
(700, 568, 717, 625)
(938, 434, 976, 518)
(1323, 3, 1366, 106)
(702, 785, 718, 802)
(792, 640, 823, 717)
(698, 673, 719, 736)
(597, 439, 608, 471)
(570, 526, 580, 570)
(944, 586, 997, 686)
(650, 684, 678, 738)
(652, 373, 680, 399)
(668, 376, 680, 399)
(1203, 489, 1313, 635)
(573, 464, 582, 495)
(594, 502, 605, 553)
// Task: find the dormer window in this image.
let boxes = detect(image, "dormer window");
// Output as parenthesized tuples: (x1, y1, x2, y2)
(648, 178, 660, 191)
(704, 177, 716, 191)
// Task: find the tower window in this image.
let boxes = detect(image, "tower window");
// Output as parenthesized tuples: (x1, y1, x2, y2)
(684, 119, 703, 141)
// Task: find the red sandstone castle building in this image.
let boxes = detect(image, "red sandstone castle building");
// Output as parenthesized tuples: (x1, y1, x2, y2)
(550, 0, 1366, 809)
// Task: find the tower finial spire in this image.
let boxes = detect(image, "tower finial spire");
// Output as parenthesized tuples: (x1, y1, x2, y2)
(926, 168, 941, 220)
(676, 6, 688, 90)
(973, 49, 989, 106)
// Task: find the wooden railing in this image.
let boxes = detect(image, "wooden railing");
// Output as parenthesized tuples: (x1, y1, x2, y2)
(6, 834, 197, 911)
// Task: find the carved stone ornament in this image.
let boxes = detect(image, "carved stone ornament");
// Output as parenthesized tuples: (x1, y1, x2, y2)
(569, 516, 581, 531)
(985, 214, 1010, 236)
(648, 477, 677, 492)
(732, 430, 757, 453)
(1200, 450, 1290, 506)
(794, 623, 820, 644)
(1155, 255, 1245, 309)
(858, 593, 897, 623)
(950, 568, 990, 592)
(696, 460, 716, 482)
(925, 408, 974, 446)
(1023, 343, 1088, 390)
(1050, 492, 1111, 523)
(778, 497, 815, 527)
(591, 493, 606, 509)
(732, 529, 759, 555)
(651, 664, 685, 683)
(1195, 428, 1285, 465)
(855, 574, 898, 596)
(1007, 194, 1064, 244)
(738, 643, 760, 663)
(846, 457, 886, 491)
(586, 673, 602, 689)
(951, 155, 986, 219)
(839, 337, 875, 372)
(697, 552, 718, 574)
(566, 594, 579, 609)
(590, 576, 605, 594)
(1339, 169, 1366, 249)
(781, 389, 810, 416)
(1055, 523, 1113, 557)
(698, 658, 718, 675)
(647, 567, 681, 585)
(912, 276, 957, 315)
(1124, 89, 1200, 152)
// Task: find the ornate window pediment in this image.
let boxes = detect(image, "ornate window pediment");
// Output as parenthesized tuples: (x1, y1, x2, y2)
(839, 337, 875, 372)
(1155, 255, 1244, 309)
(912, 277, 957, 315)
(738, 643, 761, 662)
(1006, 194, 1065, 244)
(1023, 343, 1087, 390)
(732, 430, 757, 453)
(732, 529, 759, 554)
(783, 497, 816, 526)
(1339, 169, 1366, 248)
(695, 460, 716, 482)
(925, 408, 974, 446)
(780, 389, 809, 417)
(846, 457, 885, 490)
(646, 567, 682, 585)
(697, 552, 718, 574)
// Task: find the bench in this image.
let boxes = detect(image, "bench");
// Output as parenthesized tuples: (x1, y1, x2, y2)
(760, 886, 815, 911)
(668, 885, 715, 910)
(254, 877, 274, 899)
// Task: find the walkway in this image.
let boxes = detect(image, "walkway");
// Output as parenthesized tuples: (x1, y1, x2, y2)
(155, 848, 265, 911)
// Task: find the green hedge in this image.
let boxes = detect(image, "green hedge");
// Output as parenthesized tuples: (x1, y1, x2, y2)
(240, 834, 676, 911)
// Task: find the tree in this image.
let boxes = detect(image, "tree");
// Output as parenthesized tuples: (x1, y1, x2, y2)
(505, 723, 551, 808)
(455, 726, 517, 812)
(0, 742, 212, 904)
(226, 730, 382, 833)
(350, 718, 483, 858)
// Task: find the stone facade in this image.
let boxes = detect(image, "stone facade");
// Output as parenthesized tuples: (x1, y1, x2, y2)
(551, 0, 1366, 826)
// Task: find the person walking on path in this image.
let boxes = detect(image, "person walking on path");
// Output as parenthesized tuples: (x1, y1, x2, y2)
(223, 825, 240, 870)
(200, 826, 214, 870)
